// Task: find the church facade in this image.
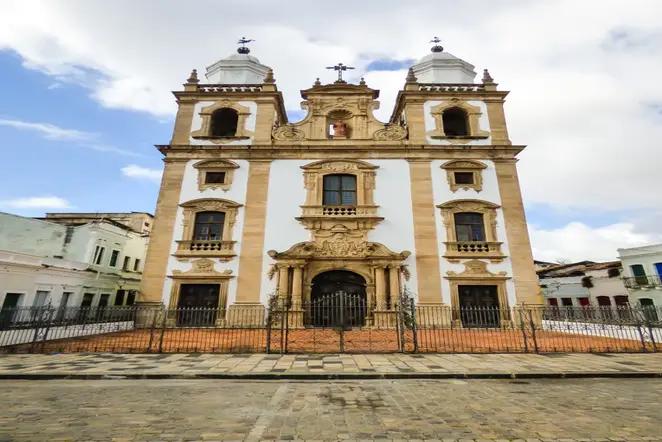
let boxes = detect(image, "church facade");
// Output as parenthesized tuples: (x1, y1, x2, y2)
(139, 40, 542, 326)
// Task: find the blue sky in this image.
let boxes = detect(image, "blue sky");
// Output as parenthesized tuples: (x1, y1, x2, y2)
(0, 0, 660, 262)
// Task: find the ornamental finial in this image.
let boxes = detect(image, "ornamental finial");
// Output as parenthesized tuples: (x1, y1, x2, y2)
(186, 69, 199, 84)
(359, 77, 366, 86)
(482, 68, 494, 84)
(406, 67, 418, 83)
(237, 37, 254, 54)
(314, 77, 321, 86)
(430, 36, 443, 53)
(264, 68, 275, 84)
(325, 62, 355, 83)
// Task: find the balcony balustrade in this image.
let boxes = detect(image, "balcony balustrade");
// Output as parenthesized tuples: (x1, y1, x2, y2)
(624, 275, 662, 289)
(175, 240, 236, 259)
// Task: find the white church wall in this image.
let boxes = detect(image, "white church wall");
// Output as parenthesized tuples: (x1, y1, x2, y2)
(430, 160, 517, 307)
(259, 160, 310, 303)
(369, 160, 419, 297)
(424, 100, 491, 146)
(161, 159, 250, 307)
(189, 100, 257, 146)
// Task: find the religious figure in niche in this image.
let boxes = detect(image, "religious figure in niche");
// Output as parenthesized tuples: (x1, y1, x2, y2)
(332, 121, 348, 139)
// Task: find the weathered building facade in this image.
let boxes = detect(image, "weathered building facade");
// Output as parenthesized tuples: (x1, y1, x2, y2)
(140, 41, 541, 325)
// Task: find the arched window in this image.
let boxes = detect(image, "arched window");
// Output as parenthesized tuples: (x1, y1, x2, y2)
(193, 211, 225, 241)
(210, 108, 238, 137)
(442, 107, 469, 137)
(323, 174, 357, 205)
(454, 212, 485, 242)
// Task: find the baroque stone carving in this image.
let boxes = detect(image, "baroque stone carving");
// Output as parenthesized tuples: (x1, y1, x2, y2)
(172, 259, 233, 277)
(445, 259, 507, 279)
(194, 159, 239, 191)
(373, 125, 407, 141)
(272, 125, 305, 141)
(441, 160, 486, 192)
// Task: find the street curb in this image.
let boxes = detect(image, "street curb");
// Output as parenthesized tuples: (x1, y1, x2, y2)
(0, 371, 661, 380)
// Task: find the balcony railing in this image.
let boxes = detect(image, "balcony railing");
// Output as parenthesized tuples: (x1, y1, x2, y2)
(299, 205, 380, 218)
(624, 275, 662, 289)
(175, 240, 236, 258)
(444, 241, 504, 259)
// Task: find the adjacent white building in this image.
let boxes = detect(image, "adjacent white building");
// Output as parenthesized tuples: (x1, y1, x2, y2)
(618, 244, 662, 309)
(0, 212, 150, 313)
(538, 261, 629, 309)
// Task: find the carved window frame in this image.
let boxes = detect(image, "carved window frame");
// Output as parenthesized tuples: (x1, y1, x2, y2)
(301, 159, 378, 208)
(193, 160, 240, 192)
(175, 198, 242, 259)
(441, 160, 487, 192)
(428, 100, 489, 141)
(437, 199, 504, 261)
(191, 101, 253, 142)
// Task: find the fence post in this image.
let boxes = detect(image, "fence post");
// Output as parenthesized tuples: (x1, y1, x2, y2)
(528, 306, 539, 354)
(518, 307, 529, 353)
(339, 292, 345, 353)
(284, 299, 290, 354)
(410, 298, 418, 353)
(265, 304, 272, 354)
(157, 307, 167, 353)
(146, 308, 157, 352)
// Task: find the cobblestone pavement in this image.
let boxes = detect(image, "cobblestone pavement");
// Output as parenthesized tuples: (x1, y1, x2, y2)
(0, 378, 661, 441)
(0, 353, 661, 378)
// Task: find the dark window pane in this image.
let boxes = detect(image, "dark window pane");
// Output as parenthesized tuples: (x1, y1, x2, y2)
(442, 107, 469, 136)
(193, 211, 225, 241)
(341, 190, 356, 205)
(205, 171, 226, 184)
(341, 175, 356, 190)
(454, 212, 485, 242)
(323, 191, 340, 205)
(211, 108, 238, 137)
(454, 172, 474, 185)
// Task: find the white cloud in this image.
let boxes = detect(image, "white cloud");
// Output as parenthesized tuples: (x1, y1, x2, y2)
(1, 0, 661, 260)
(121, 164, 162, 182)
(0, 196, 72, 210)
(529, 221, 661, 262)
(0, 118, 93, 141)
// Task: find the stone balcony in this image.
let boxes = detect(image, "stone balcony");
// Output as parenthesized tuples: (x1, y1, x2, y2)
(175, 240, 236, 260)
(444, 241, 504, 262)
(299, 205, 380, 218)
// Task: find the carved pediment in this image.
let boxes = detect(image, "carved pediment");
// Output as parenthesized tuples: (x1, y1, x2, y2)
(171, 258, 234, 279)
(373, 124, 407, 141)
(268, 239, 410, 260)
(193, 160, 240, 170)
(445, 259, 508, 279)
(273, 126, 305, 141)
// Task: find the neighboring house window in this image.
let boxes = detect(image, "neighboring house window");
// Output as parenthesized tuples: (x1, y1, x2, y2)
(133, 259, 141, 272)
(454, 212, 486, 242)
(548, 298, 558, 306)
(630, 264, 647, 284)
(33, 291, 49, 307)
(109, 250, 120, 267)
(210, 108, 238, 137)
(115, 290, 125, 306)
(122, 256, 131, 271)
(442, 107, 469, 136)
(322, 174, 357, 206)
(126, 291, 136, 305)
(81, 293, 95, 307)
(193, 211, 225, 241)
(92, 246, 105, 265)
(561, 297, 573, 307)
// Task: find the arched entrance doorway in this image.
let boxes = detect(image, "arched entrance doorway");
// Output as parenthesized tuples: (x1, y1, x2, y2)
(310, 270, 367, 327)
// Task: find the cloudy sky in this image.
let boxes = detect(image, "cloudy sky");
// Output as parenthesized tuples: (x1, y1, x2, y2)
(0, 0, 660, 262)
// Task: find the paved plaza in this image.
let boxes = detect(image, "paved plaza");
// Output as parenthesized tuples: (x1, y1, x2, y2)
(0, 352, 661, 378)
(0, 378, 661, 441)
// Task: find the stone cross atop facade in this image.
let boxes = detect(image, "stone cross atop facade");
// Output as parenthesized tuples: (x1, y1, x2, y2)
(326, 62, 355, 83)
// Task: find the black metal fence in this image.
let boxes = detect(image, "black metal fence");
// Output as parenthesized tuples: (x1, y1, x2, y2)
(0, 302, 660, 354)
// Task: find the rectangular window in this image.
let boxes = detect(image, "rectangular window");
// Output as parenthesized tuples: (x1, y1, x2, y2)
(454, 172, 474, 185)
(193, 212, 225, 241)
(205, 171, 226, 184)
(98, 294, 110, 307)
(122, 256, 131, 271)
(115, 290, 126, 306)
(81, 293, 95, 307)
(33, 291, 49, 307)
(322, 174, 357, 206)
(454, 213, 486, 242)
(126, 291, 136, 306)
(631, 264, 647, 285)
(94, 246, 105, 265)
(109, 250, 120, 267)
(548, 298, 558, 306)
(561, 297, 573, 306)
(133, 259, 141, 272)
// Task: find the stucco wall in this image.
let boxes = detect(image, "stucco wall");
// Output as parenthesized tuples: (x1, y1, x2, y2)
(0, 213, 65, 257)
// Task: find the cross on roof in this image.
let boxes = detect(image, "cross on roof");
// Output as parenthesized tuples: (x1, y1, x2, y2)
(325, 62, 355, 83)
(430, 36, 444, 53)
(237, 37, 254, 54)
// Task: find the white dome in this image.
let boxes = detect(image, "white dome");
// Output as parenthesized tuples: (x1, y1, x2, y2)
(411, 50, 476, 84)
(205, 52, 271, 84)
